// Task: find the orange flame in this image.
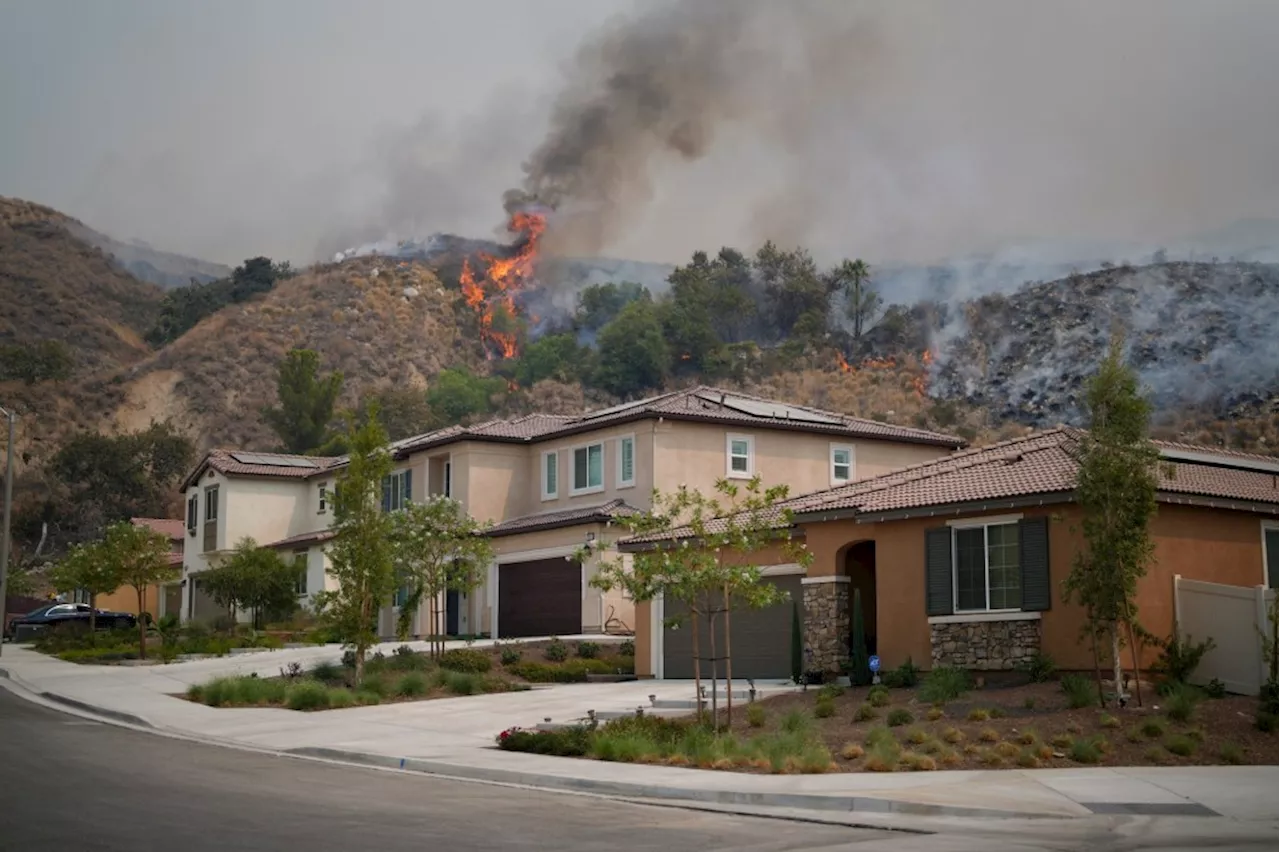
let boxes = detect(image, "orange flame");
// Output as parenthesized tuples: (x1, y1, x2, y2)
(458, 210, 546, 359)
(836, 349, 934, 398)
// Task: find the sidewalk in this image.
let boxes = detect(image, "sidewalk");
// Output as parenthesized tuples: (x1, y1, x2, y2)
(2, 641, 1276, 826)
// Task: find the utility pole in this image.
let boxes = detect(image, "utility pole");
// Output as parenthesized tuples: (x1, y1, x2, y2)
(0, 405, 15, 657)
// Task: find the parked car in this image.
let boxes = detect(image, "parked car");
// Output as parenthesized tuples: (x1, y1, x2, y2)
(5, 603, 137, 639)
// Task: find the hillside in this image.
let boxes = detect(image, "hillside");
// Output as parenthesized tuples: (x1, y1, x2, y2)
(65, 221, 230, 289)
(0, 196, 164, 379)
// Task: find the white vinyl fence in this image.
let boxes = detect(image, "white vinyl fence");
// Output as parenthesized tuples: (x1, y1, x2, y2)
(1173, 575, 1277, 696)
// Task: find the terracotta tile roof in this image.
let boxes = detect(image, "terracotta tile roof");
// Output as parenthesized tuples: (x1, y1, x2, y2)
(181, 448, 344, 490)
(484, 499, 640, 538)
(130, 517, 185, 541)
(620, 429, 1278, 547)
(263, 529, 337, 550)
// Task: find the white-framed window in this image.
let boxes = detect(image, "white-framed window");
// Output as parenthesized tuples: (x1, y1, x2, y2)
(542, 450, 559, 500)
(830, 444, 854, 485)
(1263, 520, 1278, 590)
(952, 519, 1021, 612)
(317, 483, 328, 514)
(204, 485, 219, 522)
(572, 442, 604, 494)
(293, 549, 308, 595)
(617, 435, 635, 488)
(186, 494, 198, 535)
(382, 469, 412, 512)
(726, 433, 754, 478)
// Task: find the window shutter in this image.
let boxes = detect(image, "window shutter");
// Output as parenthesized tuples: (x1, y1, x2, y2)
(924, 527, 954, 616)
(381, 476, 392, 513)
(1019, 516, 1051, 611)
(404, 469, 413, 503)
(1259, 527, 1280, 588)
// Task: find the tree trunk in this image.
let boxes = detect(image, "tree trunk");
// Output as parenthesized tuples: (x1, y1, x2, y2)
(708, 607, 719, 728)
(1126, 619, 1144, 708)
(691, 609, 703, 718)
(1090, 628, 1106, 708)
(723, 585, 734, 729)
(136, 586, 147, 660)
(88, 593, 97, 641)
(1110, 624, 1125, 707)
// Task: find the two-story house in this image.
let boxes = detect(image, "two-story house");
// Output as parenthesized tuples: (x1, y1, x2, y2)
(178, 386, 965, 639)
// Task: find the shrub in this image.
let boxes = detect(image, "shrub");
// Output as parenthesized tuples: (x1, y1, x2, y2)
(781, 709, 813, 735)
(886, 708, 913, 728)
(1152, 631, 1216, 689)
(618, 639, 636, 657)
(939, 749, 962, 767)
(286, 680, 331, 711)
(1060, 673, 1099, 709)
(977, 748, 1002, 767)
(978, 727, 999, 743)
(1099, 713, 1120, 729)
(1125, 725, 1144, 744)
(1068, 737, 1103, 764)
(328, 688, 356, 709)
(395, 672, 429, 697)
(866, 685, 891, 707)
(1163, 683, 1200, 723)
(1140, 718, 1167, 738)
(863, 740, 900, 772)
(941, 726, 963, 744)
(544, 638, 569, 662)
(919, 666, 971, 704)
(440, 670, 482, 695)
(905, 728, 928, 745)
(500, 644, 522, 666)
(1143, 746, 1165, 763)
(840, 742, 865, 761)
(439, 648, 492, 673)
(989, 706, 1006, 719)
(854, 702, 877, 722)
(310, 661, 343, 683)
(1050, 733, 1073, 749)
(926, 707, 944, 721)
(498, 725, 591, 757)
(864, 726, 895, 748)
(576, 641, 601, 659)
(1035, 744, 1055, 761)
(355, 690, 382, 706)
(1016, 749, 1041, 768)
(1164, 735, 1195, 757)
(994, 741, 1019, 759)
(1023, 697, 1037, 710)
(967, 708, 991, 722)
(901, 751, 937, 771)
(1219, 743, 1244, 765)
(814, 695, 835, 719)
(358, 675, 389, 698)
(1016, 729, 1038, 746)
(1255, 712, 1277, 733)
(882, 657, 920, 689)
(746, 702, 767, 728)
(1018, 651, 1057, 684)
(818, 682, 845, 700)
(233, 676, 287, 705)
(506, 659, 614, 683)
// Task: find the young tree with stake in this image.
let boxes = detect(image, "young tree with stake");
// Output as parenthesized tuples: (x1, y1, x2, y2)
(590, 476, 809, 727)
(314, 409, 396, 682)
(49, 540, 121, 638)
(389, 497, 493, 658)
(102, 520, 178, 659)
(1063, 332, 1162, 708)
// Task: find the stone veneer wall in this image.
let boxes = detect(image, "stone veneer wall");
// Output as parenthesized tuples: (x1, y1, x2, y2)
(802, 578, 850, 674)
(930, 617, 1042, 670)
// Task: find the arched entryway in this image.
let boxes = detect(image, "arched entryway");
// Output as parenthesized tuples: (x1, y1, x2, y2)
(845, 541, 877, 656)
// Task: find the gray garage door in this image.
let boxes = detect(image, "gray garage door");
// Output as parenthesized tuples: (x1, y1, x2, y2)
(662, 574, 802, 680)
(498, 557, 581, 638)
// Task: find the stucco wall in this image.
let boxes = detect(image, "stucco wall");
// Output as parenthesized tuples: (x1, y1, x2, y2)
(529, 423, 658, 515)
(800, 503, 1273, 672)
(96, 584, 162, 617)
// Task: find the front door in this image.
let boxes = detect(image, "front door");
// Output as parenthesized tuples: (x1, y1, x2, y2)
(446, 589, 460, 635)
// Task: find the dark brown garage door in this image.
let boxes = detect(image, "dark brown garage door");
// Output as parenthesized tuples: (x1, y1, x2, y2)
(662, 574, 802, 680)
(498, 557, 581, 638)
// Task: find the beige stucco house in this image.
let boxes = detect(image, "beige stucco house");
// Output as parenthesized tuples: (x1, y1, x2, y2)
(177, 386, 964, 638)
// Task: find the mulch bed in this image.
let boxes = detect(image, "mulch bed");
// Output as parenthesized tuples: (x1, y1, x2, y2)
(722, 680, 1276, 772)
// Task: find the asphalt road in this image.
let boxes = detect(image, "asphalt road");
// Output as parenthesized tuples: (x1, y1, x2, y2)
(0, 688, 889, 852)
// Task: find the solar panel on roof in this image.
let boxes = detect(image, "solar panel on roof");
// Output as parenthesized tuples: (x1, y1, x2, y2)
(696, 392, 842, 425)
(1158, 448, 1279, 474)
(230, 452, 320, 468)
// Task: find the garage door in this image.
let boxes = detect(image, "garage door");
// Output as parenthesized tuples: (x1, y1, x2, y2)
(662, 574, 802, 680)
(498, 557, 581, 638)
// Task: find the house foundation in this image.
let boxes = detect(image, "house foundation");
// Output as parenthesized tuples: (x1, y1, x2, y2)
(801, 577, 850, 675)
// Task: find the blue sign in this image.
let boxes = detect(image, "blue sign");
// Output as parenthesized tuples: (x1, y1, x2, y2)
(868, 655, 881, 673)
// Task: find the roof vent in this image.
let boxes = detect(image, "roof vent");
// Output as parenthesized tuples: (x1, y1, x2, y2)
(1004, 453, 1024, 465)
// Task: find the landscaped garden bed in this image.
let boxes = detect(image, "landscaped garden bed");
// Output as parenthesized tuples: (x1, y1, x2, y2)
(184, 637, 636, 711)
(497, 661, 1278, 774)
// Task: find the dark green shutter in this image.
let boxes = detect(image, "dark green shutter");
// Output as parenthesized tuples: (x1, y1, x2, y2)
(1259, 527, 1280, 588)
(1019, 516, 1051, 611)
(404, 469, 413, 503)
(925, 527, 954, 616)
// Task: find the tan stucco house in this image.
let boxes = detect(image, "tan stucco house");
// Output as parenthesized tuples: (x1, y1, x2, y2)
(177, 386, 964, 638)
(94, 517, 185, 619)
(623, 428, 1278, 681)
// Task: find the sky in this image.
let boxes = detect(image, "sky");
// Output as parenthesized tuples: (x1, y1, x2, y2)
(1, 0, 1276, 267)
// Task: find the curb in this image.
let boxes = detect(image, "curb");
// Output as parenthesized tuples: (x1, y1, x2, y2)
(0, 666, 155, 729)
(285, 747, 1070, 821)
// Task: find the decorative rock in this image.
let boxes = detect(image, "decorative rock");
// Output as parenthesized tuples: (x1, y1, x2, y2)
(402, 286, 419, 298)
(802, 581, 851, 675)
(930, 617, 1041, 671)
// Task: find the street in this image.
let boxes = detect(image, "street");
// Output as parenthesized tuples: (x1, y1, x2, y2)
(0, 688, 887, 851)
